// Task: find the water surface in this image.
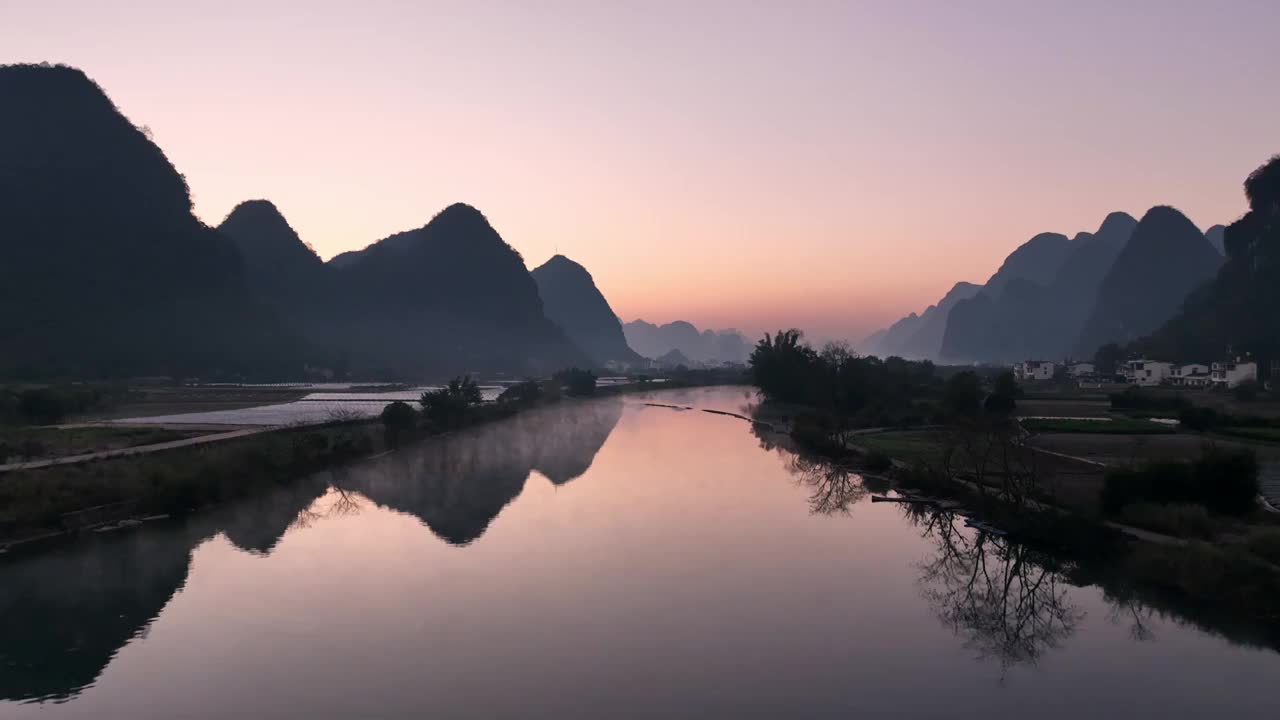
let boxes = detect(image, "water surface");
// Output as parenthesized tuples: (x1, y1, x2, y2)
(2, 387, 1276, 718)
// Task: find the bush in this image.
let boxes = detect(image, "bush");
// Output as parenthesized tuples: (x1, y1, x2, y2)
(1234, 380, 1261, 402)
(554, 368, 597, 397)
(380, 401, 417, 446)
(1246, 528, 1280, 565)
(1119, 502, 1213, 539)
(420, 376, 483, 429)
(497, 380, 543, 406)
(1101, 448, 1259, 516)
(1177, 405, 1221, 431)
(862, 449, 893, 473)
(1109, 388, 1190, 412)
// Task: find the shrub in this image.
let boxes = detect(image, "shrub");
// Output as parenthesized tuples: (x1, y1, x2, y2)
(554, 368, 597, 397)
(498, 380, 543, 406)
(863, 449, 893, 473)
(1246, 528, 1280, 565)
(380, 401, 417, 446)
(1101, 448, 1259, 516)
(1177, 406, 1221, 431)
(1109, 388, 1190, 412)
(1119, 502, 1213, 539)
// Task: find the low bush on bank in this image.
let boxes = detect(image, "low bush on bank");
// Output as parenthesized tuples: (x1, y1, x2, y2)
(1119, 502, 1214, 539)
(1101, 449, 1259, 516)
(862, 449, 893, 473)
(1125, 542, 1280, 621)
(1109, 388, 1191, 413)
(1246, 528, 1280, 566)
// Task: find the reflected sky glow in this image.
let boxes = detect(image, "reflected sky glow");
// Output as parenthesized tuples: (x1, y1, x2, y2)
(1, 387, 1277, 718)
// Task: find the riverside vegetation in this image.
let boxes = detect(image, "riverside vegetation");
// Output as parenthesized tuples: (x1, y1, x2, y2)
(0, 367, 745, 548)
(747, 330, 1280, 633)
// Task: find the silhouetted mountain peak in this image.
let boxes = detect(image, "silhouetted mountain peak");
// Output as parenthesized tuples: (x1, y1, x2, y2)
(1073, 205, 1222, 355)
(1205, 224, 1226, 255)
(532, 254, 641, 366)
(0, 63, 299, 378)
(1097, 211, 1139, 238)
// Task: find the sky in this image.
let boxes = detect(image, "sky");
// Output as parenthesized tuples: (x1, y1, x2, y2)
(3, 0, 1278, 344)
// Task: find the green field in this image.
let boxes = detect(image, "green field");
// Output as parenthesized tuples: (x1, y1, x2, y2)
(0, 426, 194, 463)
(1220, 426, 1280, 442)
(1021, 418, 1175, 434)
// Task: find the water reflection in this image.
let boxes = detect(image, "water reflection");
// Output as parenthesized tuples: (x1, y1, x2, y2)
(786, 455, 868, 515)
(0, 397, 622, 703)
(904, 506, 1083, 670)
(334, 398, 622, 544)
(0, 477, 329, 704)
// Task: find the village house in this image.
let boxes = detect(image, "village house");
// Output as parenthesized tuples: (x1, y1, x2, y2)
(1211, 359, 1258, 388)
(1122, 359, 1173, 387)
(1169, 363, 1212, 387)
(1013, 360, 1055, 382)
(1067, 362, 1095, 377)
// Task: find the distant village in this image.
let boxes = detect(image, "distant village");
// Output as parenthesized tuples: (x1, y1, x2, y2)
(1012, 357, 1263, 389)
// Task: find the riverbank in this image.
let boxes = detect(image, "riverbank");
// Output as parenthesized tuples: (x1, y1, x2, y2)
(782, 420, 1280, 637)
(0, 375, 743, 551)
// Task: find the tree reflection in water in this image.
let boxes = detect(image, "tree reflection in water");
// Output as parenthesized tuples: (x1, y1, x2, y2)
(787, 454, 868, 515)
(905, 505, 1083, 670)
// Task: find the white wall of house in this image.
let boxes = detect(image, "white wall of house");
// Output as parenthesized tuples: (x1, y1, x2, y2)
(1014, 360, 1055, 381)
(1068, 362, 1095, 377)
(1169, 363, 1210, 387)
(1212, 361, 1258, 388)
(1123, 360, 1172, 386)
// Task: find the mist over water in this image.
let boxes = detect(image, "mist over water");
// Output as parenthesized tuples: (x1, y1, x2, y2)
(1, 387, 1276, 719)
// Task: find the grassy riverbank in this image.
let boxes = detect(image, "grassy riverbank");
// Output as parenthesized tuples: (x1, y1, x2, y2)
(0, 373, 744, 548)
(815, 425, 1280, 635)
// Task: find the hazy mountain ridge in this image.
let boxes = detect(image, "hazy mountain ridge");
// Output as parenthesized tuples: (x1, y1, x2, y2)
(938, 212, 1138, 363)
(1132, 156, 1280, 367)
(531, 255, 643, 367)
(1073, 206, 1222, 357)
(623, 320, 751, 365)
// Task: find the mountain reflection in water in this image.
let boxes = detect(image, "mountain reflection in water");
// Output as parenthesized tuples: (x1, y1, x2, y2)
(0, 398, 623, 703)
(0, 388, 1278, 719)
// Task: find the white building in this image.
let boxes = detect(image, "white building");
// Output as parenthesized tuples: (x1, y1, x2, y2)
(1170, 363, 1211, 387)
(1013, 360, 1055, 382)
(1211, 359, 1258, 388)
(1122, 359, 1173, 387)
(1067, 362, 1095, 377)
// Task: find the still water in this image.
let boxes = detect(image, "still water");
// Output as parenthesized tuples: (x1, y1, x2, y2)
(2, 386, 1277, 718)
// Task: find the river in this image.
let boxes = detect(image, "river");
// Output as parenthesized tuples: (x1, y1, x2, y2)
(1, 386, 1276, 718)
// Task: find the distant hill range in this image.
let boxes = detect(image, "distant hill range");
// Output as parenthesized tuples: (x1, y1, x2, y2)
(221, 200, 589, 378)
(1072, 206, 1222, 358)
(0, 63, 626, 380)
(622, 320, 752, 366)
(1134, 155, 1280, 369)
(863, 206, 1226, 364)
(531, 255, 644, 368)
(0, 64, 297, 379)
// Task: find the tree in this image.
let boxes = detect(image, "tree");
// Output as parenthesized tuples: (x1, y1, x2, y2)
(1094, 343, 1123, 376)
(419, 375, 483, 429)
(554, 368, 597, 397)
(943, 371, 983, 419)
(497, 379, 543, 406)
(984, 371, 1018, 416)
(380, 401, 417, 446)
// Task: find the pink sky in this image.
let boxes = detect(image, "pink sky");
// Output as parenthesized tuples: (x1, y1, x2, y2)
(4, 1, 1277, 343)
